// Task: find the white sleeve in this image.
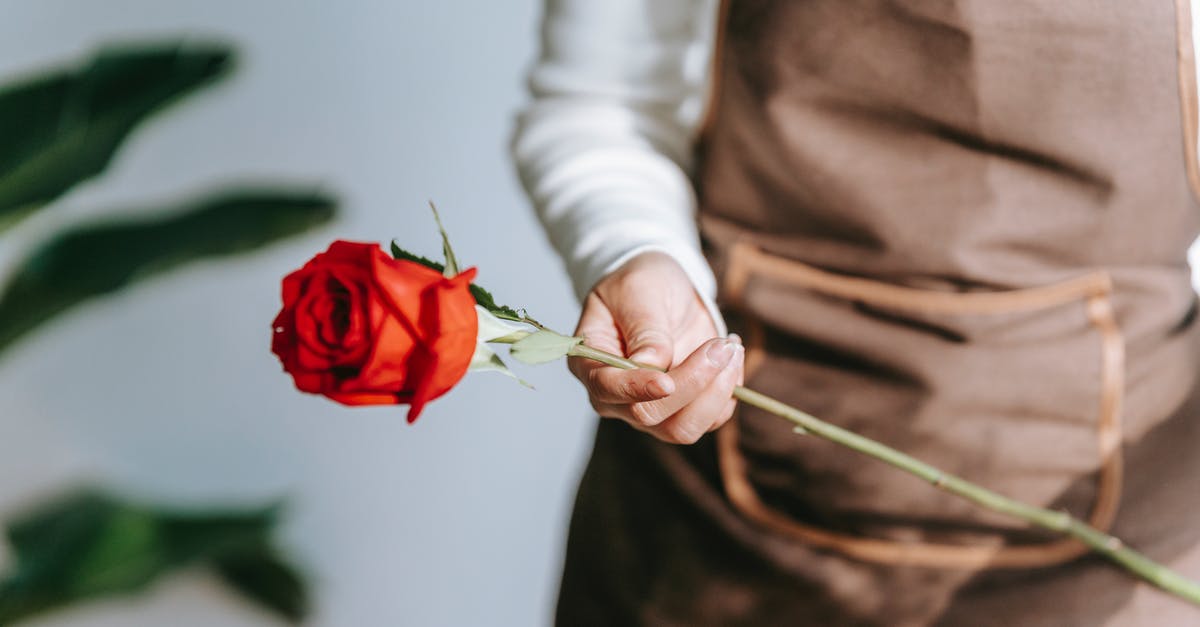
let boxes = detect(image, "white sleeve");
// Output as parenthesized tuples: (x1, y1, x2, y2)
(511, 0, 725, 333)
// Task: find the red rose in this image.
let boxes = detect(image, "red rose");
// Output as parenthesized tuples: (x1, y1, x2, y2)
(271, 240, 478, 422)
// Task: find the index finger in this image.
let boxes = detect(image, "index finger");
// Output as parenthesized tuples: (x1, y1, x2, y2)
(571, 357, 676, 404)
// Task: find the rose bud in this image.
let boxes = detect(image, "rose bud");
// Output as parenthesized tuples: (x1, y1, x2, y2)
(271, 240, 478, 422)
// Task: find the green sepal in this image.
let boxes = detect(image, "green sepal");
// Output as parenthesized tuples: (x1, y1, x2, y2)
(390, 241, 523, 322)
(469, 342, 533, 389)
(509, 329, 584, 365)
(467, 285, 523, 323)
(389, 243, 444, 273)
(427, 201, 460, 278)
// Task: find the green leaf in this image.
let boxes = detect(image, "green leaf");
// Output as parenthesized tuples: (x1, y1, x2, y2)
(509, 329, 583, 365)
(68, 508, 166, 597)
(0, 491, 308, 625)
(390, 241, 524, 322)
(0, 492, 130, 624)
(158, 504, 282, 565)
(428, 201, 459, 277)
(0, 42, 235, 231)
(4, 492, 123, 591)
(0, 189, 336, 356)
(212, 546, 308, 622)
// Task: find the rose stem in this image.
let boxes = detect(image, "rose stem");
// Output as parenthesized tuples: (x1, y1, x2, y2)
(565, 341, 1200, 606)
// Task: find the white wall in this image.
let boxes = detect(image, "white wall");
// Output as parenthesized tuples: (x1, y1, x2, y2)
(0, 2, 596, 626)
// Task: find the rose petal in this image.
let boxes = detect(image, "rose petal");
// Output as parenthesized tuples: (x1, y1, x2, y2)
(369, 251, 451, 347)
(400, 268, 479, 422)
(290, 368, 336, 395)
(325, 391, 408, 406)
(291, 264, 375, 371)
(335, 292, 419, 395)
(322, 240, 379, 263)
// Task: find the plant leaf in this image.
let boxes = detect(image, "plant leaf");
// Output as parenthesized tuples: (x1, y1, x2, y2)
(0, 491, 308, 625)
(158, 504, 281, 565)
(5, 491, 123, 589)
(212, 546, 308, 622)
(67, 507, 166, 597)
(391, 241, 524, 322)
(0, 189, 336, 356)
(0, 42, 235, 231)
(509, 329, 583, 365)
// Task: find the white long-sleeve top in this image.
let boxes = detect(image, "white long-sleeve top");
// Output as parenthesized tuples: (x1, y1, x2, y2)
(510, 0, 1200, 332)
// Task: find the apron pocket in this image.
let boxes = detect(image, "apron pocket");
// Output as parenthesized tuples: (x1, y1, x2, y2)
(716, 241, 1124, 569)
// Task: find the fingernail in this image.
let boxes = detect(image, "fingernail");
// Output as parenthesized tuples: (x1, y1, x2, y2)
(706, 339, 736, 368)
(648, 376, 674, 397)
(727, 333, 742, 346)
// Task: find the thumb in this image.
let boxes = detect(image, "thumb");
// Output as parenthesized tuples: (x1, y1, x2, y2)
(619, 308, 676, 370)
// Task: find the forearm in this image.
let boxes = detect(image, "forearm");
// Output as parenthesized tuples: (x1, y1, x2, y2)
(511, 0, 724, 331)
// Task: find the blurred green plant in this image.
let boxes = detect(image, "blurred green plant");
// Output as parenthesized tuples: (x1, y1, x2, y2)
(0, 492, 305, 624)
(0, 42, 332, 623)
(0, 190, 333, 354)
(0, 42, 231, 230)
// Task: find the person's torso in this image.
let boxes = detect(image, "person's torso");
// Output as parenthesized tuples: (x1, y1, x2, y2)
(695, 0, 1200, 566)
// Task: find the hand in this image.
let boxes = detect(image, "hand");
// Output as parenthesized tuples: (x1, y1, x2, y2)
(569, 251, 744, 444)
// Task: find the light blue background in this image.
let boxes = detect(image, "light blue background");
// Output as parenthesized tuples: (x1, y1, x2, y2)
(0, 2, 595, 626)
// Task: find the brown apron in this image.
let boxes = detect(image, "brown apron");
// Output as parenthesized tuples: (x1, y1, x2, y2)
(556, 1, 1200, 625)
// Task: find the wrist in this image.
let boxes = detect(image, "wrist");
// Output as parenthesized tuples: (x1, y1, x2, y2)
(595, 247, 727, 337)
